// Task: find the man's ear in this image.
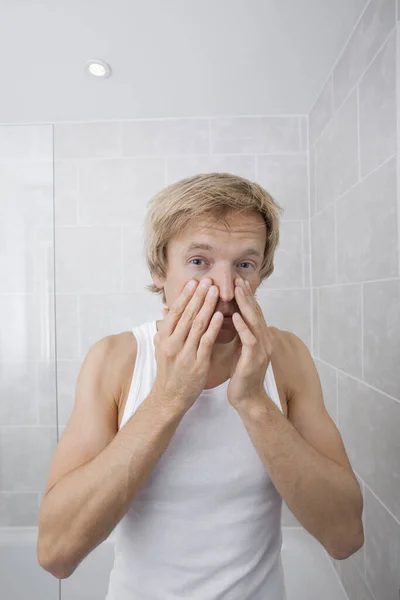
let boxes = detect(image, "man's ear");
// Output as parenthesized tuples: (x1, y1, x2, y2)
(151, 273, 165, 291)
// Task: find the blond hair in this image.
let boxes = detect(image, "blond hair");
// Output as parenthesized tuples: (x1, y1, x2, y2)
(144, 173, 283, 304)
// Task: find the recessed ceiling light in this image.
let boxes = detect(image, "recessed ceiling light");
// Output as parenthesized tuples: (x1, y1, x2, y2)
(85, 59, 112, 78)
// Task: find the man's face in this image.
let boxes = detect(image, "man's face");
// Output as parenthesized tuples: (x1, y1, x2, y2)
(152, 210, 267, 344)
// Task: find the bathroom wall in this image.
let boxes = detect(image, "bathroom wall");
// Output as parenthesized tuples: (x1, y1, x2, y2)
(308, 0, 400, 598)
(0, 125, 58, 525)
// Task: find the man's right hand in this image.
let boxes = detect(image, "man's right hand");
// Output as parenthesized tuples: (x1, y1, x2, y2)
(152, 278, 223, 412)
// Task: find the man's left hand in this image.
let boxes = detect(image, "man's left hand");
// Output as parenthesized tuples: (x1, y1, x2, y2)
(227, 278, 273, 411)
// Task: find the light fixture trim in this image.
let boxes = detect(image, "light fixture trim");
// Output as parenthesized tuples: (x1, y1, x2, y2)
(85, 58, 112, 78)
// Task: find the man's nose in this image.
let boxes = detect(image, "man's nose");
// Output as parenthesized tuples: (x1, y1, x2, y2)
(211, 272, 237, 302)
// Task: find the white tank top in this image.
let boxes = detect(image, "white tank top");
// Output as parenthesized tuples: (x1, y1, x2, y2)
(106, 320, 287, 600)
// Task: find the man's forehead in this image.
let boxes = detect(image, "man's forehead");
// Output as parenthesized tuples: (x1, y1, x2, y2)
(182, 240, 264, 259)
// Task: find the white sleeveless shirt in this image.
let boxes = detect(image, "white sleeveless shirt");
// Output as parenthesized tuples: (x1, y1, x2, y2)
(106, 320, 287, 600)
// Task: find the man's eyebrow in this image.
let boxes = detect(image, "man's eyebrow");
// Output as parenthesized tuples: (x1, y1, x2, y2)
(185, 242, 263, 258)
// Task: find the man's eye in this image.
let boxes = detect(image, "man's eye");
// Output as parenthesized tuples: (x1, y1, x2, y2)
(190, 259, 205, 266)
(190, 260, 254, 269)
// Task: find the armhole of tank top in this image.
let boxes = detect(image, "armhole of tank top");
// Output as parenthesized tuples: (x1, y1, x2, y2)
(119, 331, 142, 430)
(266, 362, 283, 414)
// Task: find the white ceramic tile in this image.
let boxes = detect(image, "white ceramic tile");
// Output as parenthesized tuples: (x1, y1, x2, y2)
(309, 146, 317, 219)
(55, 226, 122, 294)
(0, 294, 55, 362)
(302, 221, 310, 289)
(166, 155, 256, 184)
(314, 90, 359, 211)
(311, 204, 336, 287)
(211, 117, 303, 154)
(78, 158, 165, 226)
(256, 289, 311, 350)
(0, 159, 54, 294)
(61, 539, 116, 599)
(122, 119, 209, 156)
(309, 77, 334, 147)
(0, 125, 52, 160)
(0, 224, 54, 294)
(122, 228, 153, 293)
(333, 0, 396, 109)
(338, 372, 400, 522)
(0, 427, 57, 492)
(54, 160, 78, 226)
(364, 486, 400, 600)
(319, 285, 362, 378)
(55, 294, 80, 360)
(336, 158, 398, 283)
(262, 221, 303, 290)
(281, 529, 348, 600)
(0, 493, 40, 526)
(300, 117, 308, 152)
(36, 361, 57, 426)
(359, 32, 396, 178)
(282, 501, 301, 527)
(256, 155, 309, 220)
(78, 292, 163, 358)
(0, 361, 38, 425)
(315, 360, 337, 424)
(340, 558, 374, 600)
(312, 289, 319, 357)
(54, 122, 121, 159)
(0, 160, 53, 230)
(363, 279, 400, 399)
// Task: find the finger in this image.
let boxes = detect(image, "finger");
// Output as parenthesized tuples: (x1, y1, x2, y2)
(162, 279, 198, 337)
(197, 311, 224, 363)
(172, 282, 219, 347)
(231, 312, 257, 366)
(184, 285, 221, 353)
(197, 310, 224, 358)
(234, 284, 260, 334)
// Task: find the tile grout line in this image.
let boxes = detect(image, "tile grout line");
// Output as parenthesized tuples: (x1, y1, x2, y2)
(52, 123, 60, 446)
(308, 0, 371, 118)
(120, 228, 124, 292)
(42, 151, 309, 161)
(314, 358, 400, 405)
(364, 479, 400, 528)
(0, 114, 311, 128)
(311, 23, 397, 148)
(396, 22, 400, 279)
(361, 284, 364, 381)
(336, 369, 339, 428)
(333, 201, 338, 285)
(356, 83, 362, 181)
(314, 152, 397, 219)
(305, 115, 314, 356)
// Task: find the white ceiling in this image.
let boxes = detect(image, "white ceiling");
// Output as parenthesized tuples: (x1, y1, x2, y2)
(0, 0, 369, 123)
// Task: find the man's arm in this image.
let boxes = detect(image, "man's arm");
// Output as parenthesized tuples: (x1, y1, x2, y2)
(37, 334, 186, 579)
(235, 332, 364, 560)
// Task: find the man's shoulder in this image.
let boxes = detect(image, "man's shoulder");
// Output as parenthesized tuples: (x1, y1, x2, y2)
(269, 327, 313, 400)
(269, 326, 307, 360)
(90, 331, 138, 408)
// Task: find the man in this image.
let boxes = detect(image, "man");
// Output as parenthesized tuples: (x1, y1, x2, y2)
(37, 173, 363, 599)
